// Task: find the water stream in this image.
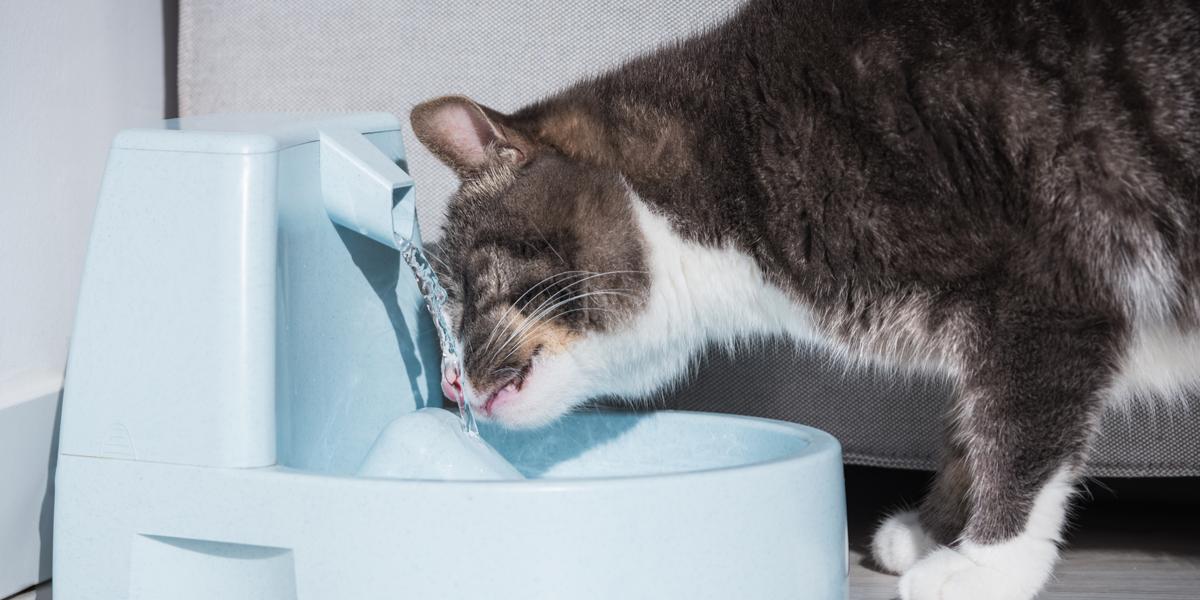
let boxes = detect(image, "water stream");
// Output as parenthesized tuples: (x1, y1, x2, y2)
(398, 239, 479, 435)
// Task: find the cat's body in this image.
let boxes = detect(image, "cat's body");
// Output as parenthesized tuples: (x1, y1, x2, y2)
(410, 1, 1200, 598)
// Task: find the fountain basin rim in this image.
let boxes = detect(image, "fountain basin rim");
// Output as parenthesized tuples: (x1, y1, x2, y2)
(284, 410, 841, 486)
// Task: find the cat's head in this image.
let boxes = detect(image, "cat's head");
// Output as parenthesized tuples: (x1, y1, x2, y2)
(411, 96, 651, 428)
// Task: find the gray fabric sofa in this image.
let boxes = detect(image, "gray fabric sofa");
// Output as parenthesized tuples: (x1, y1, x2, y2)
(178, 0, 1199, 477)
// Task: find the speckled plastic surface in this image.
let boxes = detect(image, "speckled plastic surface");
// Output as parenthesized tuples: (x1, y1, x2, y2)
(357, 408, 523, 481)
(54, 113, 847, 599)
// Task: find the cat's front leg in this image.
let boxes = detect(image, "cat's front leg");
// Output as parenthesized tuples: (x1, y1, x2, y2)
(898, 469, 1073, 600)
(872, 442, 970, 574)
(897, 310, 1116, 600)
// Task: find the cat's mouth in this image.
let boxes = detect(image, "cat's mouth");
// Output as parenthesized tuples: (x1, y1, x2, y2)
(481, 362, 532, 417)
(480, 345, 542, 417)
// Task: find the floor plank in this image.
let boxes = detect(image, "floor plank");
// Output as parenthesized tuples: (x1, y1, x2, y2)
(4, 583, 49, 600)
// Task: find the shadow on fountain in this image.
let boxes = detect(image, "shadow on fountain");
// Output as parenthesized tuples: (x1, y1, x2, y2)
(335, 224, 429, 410)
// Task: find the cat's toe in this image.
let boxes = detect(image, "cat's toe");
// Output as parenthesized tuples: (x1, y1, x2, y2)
(871, 510, 937, 574)
(897, 547, 975, 600)
(897, 541, 1057, 600)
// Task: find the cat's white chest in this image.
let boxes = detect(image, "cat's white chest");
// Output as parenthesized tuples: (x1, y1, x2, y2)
(633, 198, 820, 344)
(1111, 323, 1200, 405)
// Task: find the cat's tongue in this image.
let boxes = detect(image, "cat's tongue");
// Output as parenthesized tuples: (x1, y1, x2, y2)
(484, 382, 520, 416)
(441, 362, 463, 405)
(441, 378, 463, 405)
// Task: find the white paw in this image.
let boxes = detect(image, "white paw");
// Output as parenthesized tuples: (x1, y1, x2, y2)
(897, 540, 1058, 600)
(871, 510, 938, 575)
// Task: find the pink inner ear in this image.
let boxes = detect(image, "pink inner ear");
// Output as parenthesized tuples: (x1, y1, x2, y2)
(433, 103, 494, 169)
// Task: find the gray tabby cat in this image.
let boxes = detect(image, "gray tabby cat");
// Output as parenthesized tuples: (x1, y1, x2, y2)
(410, 1, 1200, 598)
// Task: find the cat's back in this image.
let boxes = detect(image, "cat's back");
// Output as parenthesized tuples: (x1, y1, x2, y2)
(731, 1, 1200, 393)
(740, 0, 1200, 187)
(945, 0, 1200, 324)
(721, 0, 1200, 312)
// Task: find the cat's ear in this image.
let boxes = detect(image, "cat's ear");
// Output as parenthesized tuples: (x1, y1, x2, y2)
(410, 96, 532, 177)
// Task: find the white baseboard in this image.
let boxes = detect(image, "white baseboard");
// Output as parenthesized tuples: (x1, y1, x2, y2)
(0, 371, 62, 597)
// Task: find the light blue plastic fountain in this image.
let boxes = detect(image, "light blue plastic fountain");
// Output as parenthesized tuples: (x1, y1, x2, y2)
(54, 113, 848, 599)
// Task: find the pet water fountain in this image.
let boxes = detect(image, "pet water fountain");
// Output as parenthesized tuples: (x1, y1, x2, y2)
(53, 113, 848, 599)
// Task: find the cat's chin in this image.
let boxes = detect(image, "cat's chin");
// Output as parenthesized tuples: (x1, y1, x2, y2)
(473, 350, 585, 430)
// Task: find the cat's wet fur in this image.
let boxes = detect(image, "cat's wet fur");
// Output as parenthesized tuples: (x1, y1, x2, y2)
(411, 1, 1199, 598)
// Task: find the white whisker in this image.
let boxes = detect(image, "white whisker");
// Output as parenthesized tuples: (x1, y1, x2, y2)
(486, 289, 636, 367)
(479, 270, 595, 362)
(483, 272, 612, 366)
(486, 280, 630, 365)
(530, 221, 567, 266)
(492, 306, 621, 367)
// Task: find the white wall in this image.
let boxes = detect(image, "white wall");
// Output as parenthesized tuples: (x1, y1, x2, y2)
(1, 0, 166, 387)
(0, 1, 168, 593)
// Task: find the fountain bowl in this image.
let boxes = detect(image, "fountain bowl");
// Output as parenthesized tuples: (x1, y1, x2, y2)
(58, 409, 846, 599)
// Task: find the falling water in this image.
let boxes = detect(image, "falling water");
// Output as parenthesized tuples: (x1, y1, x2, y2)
(398, 239, 479, 435)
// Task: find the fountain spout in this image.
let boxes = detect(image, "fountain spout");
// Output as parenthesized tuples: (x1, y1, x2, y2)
(319, 128, 417, 249)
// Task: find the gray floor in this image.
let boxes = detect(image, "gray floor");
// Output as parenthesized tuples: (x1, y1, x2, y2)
(849, 519, 1200, 600)
(10, 468, 1197, 600)
(846, 467, 1200, 600)
(5, 586, 47, 600)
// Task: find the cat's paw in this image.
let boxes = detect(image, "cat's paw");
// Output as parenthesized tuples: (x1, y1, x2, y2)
(897, 540, 1058, 600)
(871, 510, 937, 574)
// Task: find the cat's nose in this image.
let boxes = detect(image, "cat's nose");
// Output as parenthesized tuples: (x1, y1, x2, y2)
(441, 362, 463, 405)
